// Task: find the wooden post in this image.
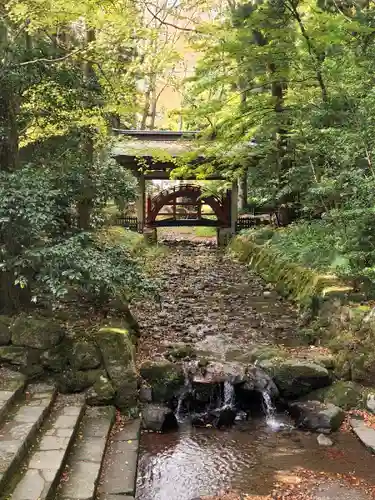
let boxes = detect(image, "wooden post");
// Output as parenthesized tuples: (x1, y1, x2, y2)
(136, 175, 145, 231)
(197, 200, 202, 220)
(231, 180, 238, 235)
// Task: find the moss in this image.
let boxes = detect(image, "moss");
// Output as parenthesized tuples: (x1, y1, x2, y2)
(140, 361, 184, 402)
(167, 344, 195, 360)
(86, 375, 115, 405)
(248, 345, 288, 363)
(57, 369, 105, 393)
(260, 358, 331, 398)
(229, 235, 348, 311)
(10, 314, 65, 349)
(304, 381, 365, 410)
(95, 326, 137, 410)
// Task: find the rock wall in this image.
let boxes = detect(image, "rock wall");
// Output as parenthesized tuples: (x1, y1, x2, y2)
(0, 313, 139, 412)
(229, 234, 352, 311)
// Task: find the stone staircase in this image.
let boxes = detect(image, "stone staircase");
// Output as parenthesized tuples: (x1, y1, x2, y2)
(0, 378, 139, 500)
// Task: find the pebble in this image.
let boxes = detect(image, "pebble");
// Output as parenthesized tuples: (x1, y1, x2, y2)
(366, 393, 375, 414)
(317, 433, 333, 446)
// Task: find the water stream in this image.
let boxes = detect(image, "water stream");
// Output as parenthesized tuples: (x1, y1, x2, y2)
(223, 381, 235, 408)
(136, 416, 375, 500)
(134, 241, 375, 499)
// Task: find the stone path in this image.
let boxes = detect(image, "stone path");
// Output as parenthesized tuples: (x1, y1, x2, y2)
(134, 240, 321, 370)
(0, 373, 140, 500)
(133, 238, 375, 500)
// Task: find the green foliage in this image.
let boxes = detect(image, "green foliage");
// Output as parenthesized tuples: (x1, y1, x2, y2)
(29, 232, 158, 306)
(184, 0, 375, 291)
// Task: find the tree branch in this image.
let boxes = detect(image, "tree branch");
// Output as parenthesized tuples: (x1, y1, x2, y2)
(16, 47, 82, 67)
(143, 3, 202, 33)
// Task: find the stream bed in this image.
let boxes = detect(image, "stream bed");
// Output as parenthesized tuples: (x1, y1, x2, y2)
(134, 237, 375, 499)
(136, 416, 375, 499)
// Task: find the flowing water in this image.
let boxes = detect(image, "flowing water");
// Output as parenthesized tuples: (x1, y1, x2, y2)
(134, 239, 375, 499)
(136, 416, 375, 500)
(223, 381, 235, 407)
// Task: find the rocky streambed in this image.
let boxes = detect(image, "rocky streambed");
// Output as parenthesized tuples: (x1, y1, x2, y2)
(133, 239, 375, 499)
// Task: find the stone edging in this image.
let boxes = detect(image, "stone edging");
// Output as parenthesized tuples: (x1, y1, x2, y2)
(229, 234, 352, 311)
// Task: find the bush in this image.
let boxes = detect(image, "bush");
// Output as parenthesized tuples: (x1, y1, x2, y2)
(24, 232, 158, 307)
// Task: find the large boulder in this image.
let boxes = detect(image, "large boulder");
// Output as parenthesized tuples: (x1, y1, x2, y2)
(11, 315, 65, 349)
(57, 369, 105, 393)
(140, 361, 184, 403)
(41, 345, 70, 372)
(242, 365, 279, 398)
(260, 358, 331, 398)
(95, 327, 137, 410)
(70, 340, 101, 370)
(0, 316, 12, 345)
(86, 375, 115, 405)
(0, 346, 42, 377)
(141, 403, 178, 432)
(304, 381, 364, 411)
(193, 361, 247, 385)
(289, 400, 345, 432)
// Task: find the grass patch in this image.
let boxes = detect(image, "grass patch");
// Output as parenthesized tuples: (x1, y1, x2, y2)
(193, 226, 217, 237)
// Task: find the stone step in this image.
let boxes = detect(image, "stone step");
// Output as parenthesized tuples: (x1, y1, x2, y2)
(97, 419, 140, 499)
(10, 398, 85, 500)
(0, 378, 26, 426)
(0, 383, 56, 494)
(58, 406, 116, 500)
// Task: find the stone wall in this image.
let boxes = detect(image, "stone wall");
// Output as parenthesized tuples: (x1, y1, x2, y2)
(229, 234, 352, 311)
(0, 313, 139, 411)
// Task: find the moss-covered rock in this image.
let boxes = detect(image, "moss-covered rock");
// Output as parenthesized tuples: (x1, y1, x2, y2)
(86, 375, 115, 405)
(0, 316, 12, 345)
(304, 381, 364, 410)
(248, 345, 287, 363)
(289, 400, 345, 432)
(0, 346, 42, 377)
(260, 358, 331, 398)
(166, 343, 196, 360)
(70, 341, 101, 371)
(57, 369, 105, 393)
(11, 314, 65, 349)
(140, 361, 184, 403)
(41, 347, 69, 373)
(95, 327, 137, 409)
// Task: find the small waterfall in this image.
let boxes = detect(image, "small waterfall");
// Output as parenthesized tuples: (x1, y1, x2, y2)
(223, 380, 235, 408)
(262, 390, 280, 430)
(262, 390, 276, 418)
(262, 390, 292, 431)
(175, 366, 192, 422)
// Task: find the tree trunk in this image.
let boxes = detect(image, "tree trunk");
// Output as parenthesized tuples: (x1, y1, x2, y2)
(77, 27, 96, 230)
(238, 171, 248, 211)
(141, 87, 151, 129)
(149, 87, 157, 130)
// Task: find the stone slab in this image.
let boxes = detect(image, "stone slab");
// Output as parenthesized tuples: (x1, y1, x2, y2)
(0, 387, 56, 490)
(11, 404, 84, 500)
(98, 440, 139, 496)
(81, 407, 116, 438)
(59, 406, 115, 500)
(112, 419, 140, 442)
(350, 417, 375, 453)
(0, 381, 25, 424)
(59, 461, 101, 499)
